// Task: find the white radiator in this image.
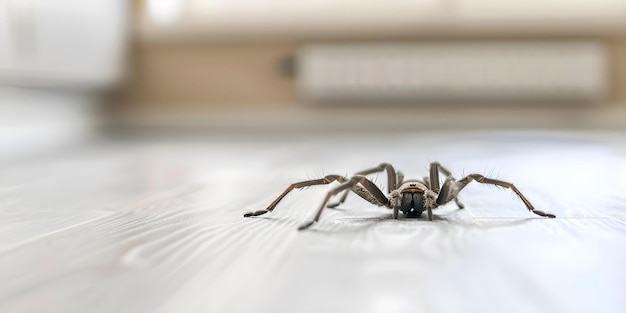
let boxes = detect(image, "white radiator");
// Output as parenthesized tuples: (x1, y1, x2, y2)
(297, 41, 607, 103)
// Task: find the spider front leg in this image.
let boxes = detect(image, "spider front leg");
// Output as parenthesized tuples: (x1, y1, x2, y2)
(437, 174, 555, 218)
(327, 163, 398, 209)
(428, 162, 464, 209)
(299, 175, 391, 230)
(243, 175, 348, 217)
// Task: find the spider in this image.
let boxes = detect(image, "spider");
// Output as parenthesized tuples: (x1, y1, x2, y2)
(243, 162, 555, 230)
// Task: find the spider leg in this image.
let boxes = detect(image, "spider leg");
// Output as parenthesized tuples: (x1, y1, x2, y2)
(428, 162, 454, 193)
(325, 190, 349, 209)
(243, 175, 348, 217)
(299, 175, 390, 230)
(427, 162, 464, 209)
(454, 197, 465, 209)
(422, 176, 430, 189)
(396, 171, 405, 185)
(351, 184, 389, 206)
(438, 174, 555, 218)
(438, 176, 465, 209)
(327, 163, 398, 208)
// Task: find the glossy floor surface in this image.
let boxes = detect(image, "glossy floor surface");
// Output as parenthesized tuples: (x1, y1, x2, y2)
(1, 131, 625, 313)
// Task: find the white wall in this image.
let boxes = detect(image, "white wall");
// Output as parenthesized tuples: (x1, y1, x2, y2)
(0, 0, 128, 160)
(0, 0, 128, 89)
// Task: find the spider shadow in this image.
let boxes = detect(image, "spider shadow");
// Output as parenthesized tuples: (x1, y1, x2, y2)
(243, 207, 540, 235)
(307, 208, 539, 234)
(304, 209, 457, 235)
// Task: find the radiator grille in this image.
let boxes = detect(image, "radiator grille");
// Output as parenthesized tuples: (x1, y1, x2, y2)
(297, 42, 607, 103)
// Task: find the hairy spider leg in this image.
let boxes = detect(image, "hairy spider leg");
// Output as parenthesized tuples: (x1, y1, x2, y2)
(437, 174, 555, 218)
(327, 163, 398, 209)
(396, 171, 405, 186)
(243, 175, 348, 217)
(299, 175, 390, 230)
(428, 162, 464, 209)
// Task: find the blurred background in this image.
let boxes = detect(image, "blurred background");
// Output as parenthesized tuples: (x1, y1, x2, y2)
(0, 0, 625, 158)
(2, 2, 626, 313)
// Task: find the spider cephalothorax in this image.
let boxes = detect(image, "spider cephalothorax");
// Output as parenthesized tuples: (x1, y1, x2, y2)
(244, 162, 555, 230)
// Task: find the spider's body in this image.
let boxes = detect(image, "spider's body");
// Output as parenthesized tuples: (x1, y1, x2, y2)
(244, 162, 555, 230)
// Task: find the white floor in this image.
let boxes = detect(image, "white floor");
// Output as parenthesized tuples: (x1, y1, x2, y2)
(0, 131, 625, 313)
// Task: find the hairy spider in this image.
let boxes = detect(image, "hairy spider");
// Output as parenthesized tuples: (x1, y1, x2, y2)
(243, 162, 555, 230)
